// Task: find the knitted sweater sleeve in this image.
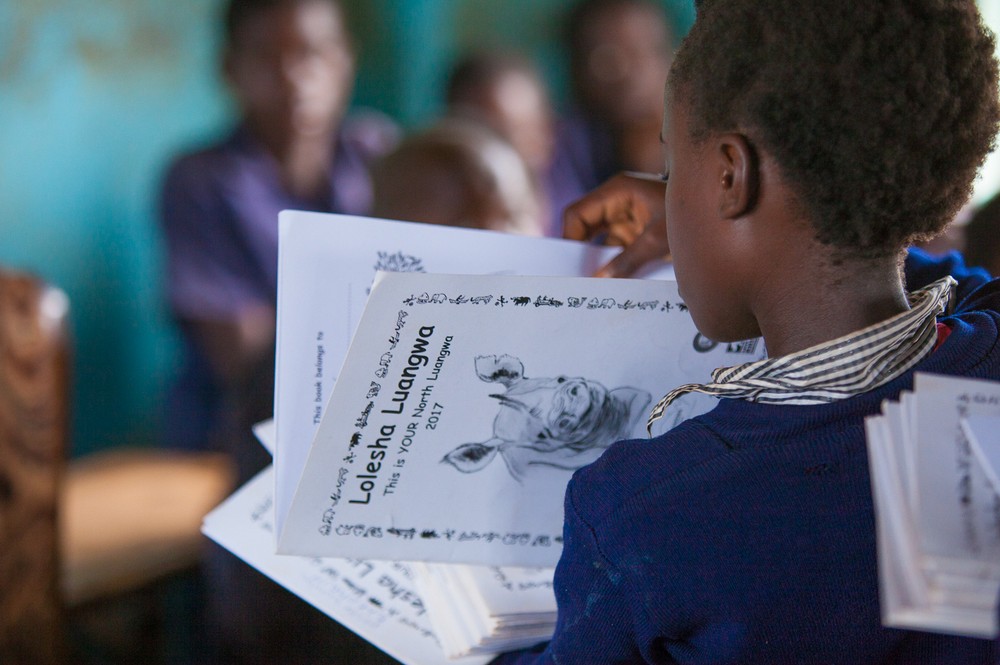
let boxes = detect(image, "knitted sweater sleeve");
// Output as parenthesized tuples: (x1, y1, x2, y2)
(488, 480, 650, 665)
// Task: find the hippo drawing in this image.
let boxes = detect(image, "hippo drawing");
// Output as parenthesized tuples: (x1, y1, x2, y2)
(443, 355, 651, 481)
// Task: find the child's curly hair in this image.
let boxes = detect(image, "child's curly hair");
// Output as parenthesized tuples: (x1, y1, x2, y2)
(670, 0, 1000, 259)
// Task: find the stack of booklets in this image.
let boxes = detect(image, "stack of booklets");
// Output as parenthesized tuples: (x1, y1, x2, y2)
(411, 563, 556, 659)
(865, 373, 1000, 639)
(202, 211, 766, 663)
(965, 414, 1000, 495)
(203, 465, 492, 665)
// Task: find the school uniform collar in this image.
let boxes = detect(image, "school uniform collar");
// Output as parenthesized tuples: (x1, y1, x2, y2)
(647, 276, 957, 434)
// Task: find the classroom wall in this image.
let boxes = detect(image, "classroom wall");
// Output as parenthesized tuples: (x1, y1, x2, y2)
(346, 0, 694, 125)
(0, 0, 693, 456)
(0, 1, 231, 455)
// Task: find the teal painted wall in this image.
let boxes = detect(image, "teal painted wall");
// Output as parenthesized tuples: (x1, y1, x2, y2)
(349, 0, 695, 126)
(0, 0, 232, 455)
(0, 0, 692, 456)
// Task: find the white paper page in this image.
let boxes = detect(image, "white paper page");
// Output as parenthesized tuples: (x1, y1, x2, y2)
(201, 466, 491, 665)
(899, 392, 921, 511)
(458, 566, 555, 620)
(435, 568, 503, 654)
(866, 411, 930, 619)
(454, 564, 556, 652)
(911, 373, 1000, 571)
(412, 564, 554, 658)
(963, 414, 1000, 494)
(410, 563, 485, 659)
(927, 423, 1000, 608)
(440, 568, 501, 640)
(279, 271, 766, 566)
(253, 418, 276, 455)
(411, 563, 552, 657)
(882, 397, 937, 603)
(866, 412, 995, 637)
(881, 399, 913, 506)
(866, 385, 1000, 638)
(274, 211, 675, 537)
(884, 594, 998, 638)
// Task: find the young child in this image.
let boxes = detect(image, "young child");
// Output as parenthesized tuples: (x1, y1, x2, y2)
(492, 0, 1000, 663)
(159, 2, 400, 663)
(549, 0, 676, 217)
(160, 0, 397, 460)
(372, 117, 544, 236)
(445, 51, 560, 235)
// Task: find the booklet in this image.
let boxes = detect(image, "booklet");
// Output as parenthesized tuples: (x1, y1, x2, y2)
(277, 270, 765, 566)
(202, 466, 491, 665)
(865, 373, 1000, 638)
(962, 414, 1000, 495)
(410, 562, 556, 659)
(207, 421, 557, 662)
(272, 211, 674, 538)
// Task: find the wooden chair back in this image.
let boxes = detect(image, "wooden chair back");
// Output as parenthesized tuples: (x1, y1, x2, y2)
(0, 269, 70, 664)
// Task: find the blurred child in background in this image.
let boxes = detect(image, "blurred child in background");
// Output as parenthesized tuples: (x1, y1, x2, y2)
(159, 1, 399, 662)
(159, 0, 397, 467)
(372, 117, 544, 237)
(547, 0, 676, 231)
(445, 51, 561, 235)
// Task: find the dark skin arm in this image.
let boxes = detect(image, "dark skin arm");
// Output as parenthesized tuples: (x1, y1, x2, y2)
(562, 173, 670, 278)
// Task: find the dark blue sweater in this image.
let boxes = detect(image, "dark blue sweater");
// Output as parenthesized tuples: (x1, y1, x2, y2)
(492, 249, 1000, 664)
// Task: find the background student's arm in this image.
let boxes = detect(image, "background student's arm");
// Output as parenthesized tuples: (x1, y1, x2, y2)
(160, 158, 277, 387)
(564, 173, 670, 278)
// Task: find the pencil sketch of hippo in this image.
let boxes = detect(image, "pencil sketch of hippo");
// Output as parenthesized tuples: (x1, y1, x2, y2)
(442, 355, 651, 481)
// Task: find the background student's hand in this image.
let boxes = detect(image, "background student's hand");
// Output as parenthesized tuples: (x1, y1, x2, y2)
(563, 173, 669, 278)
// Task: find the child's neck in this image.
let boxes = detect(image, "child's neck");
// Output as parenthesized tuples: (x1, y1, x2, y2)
(246, 115, 337, 202)
(276, 137, 334, 203)
(754, 253, 909, 358)
(261, 132, 335, 203)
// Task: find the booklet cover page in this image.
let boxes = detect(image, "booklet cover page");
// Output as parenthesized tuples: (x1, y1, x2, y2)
(278, 271, 765, 567)
(273, 211, 674, 537)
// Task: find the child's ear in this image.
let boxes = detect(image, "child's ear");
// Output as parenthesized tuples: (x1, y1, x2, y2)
(717, 133, 759, 219)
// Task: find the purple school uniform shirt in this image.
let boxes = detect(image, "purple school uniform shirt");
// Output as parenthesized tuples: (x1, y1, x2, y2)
(159, 113, 397, 450)
(545, 110, 621, 237)
(162, 115, 396, 319)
